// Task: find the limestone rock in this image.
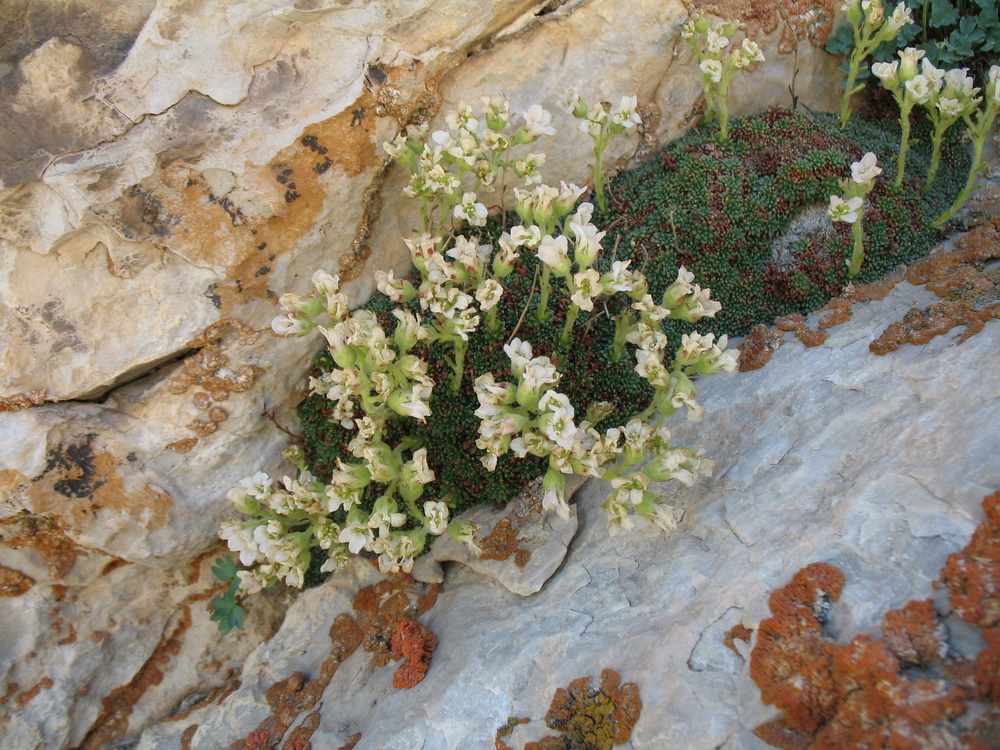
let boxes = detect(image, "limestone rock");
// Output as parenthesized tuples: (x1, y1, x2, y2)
(412, 474, 583, 596)
(131, 257, 1000, 749)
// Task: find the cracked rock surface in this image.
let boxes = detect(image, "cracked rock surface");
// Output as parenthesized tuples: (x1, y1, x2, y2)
(133, 259, 999, 748)
(0, 1, 890, 748)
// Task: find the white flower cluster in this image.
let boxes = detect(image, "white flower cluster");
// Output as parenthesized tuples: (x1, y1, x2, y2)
(383, 95, 556, 234)
(474, 263, 735, 532)
(222, 93, 739, 597)
(836, 1, 913, 127)
(559, 89, 642, 212)
(871, 48, 999, 190)
(828, 152, 882, 277)
(681, 14, 765, 138)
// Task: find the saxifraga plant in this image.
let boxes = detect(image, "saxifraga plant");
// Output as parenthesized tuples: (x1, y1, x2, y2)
(218, 94, 736, 615)
(212, 16, 971, 631)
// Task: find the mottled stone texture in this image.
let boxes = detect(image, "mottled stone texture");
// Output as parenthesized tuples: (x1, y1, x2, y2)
(0, 1, 857, 748)
(132, 256, 1000, 749)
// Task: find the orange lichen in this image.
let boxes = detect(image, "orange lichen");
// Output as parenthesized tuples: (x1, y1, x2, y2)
(165, 319, 265, 449)
(817, 308, 850, 330)
(15, 677, 53, 707)
(281, 710, 320, 749)
(2, 513, 82, 579)
(479, 517, 530, 567)
(76, 606, 193, 749)
(870, 219, 1000, 354)
(167, 438, 199, 454)
(724, 622, 754, 658)
(751, 492, 1000, 749)
(0, 390, 46, 412)
(0, 565, 35, 596)
(698, 0, 837, 50)
(233, 573, 437, 747)
(495, 717, 531, 750)
(881, 599, 948, 666)
(416, 583, 442, 614)
(738, 324, 782, 371)
(523, 668, 642, 750)
(938, 491, 1000, 629)
(390, 617, 438, 689)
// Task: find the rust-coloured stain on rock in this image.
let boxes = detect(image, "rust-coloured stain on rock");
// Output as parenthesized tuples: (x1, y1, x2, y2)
(228, 570, 439, 749)
(689, 0, 836, 51)
(1, 512, 83, 579)
(121, 88, 385, 317)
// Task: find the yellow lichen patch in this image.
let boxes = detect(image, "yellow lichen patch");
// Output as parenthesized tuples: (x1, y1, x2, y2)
(20, 435, 171, 539)
(521, 669, 642, 750)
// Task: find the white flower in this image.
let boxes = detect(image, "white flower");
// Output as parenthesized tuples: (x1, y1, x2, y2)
(828, 195, 863, 224)
(537, 234, 572, 277)
(897, 46, 925, 81)
(503, 337, 534, 375)
(476, 279, 503, 311)
(705, 29, 730, 55)
(542, 470, 570, 520)
(612, 96, 642, 129)
(454, 192, 488, 227)
(850, 152, 881, 185)
(643, 502, 683, 533)
(920, 59, 945, 90)
(936, 96, 964, 119)
(905, 74, 934, 104)
(238, 471, 274, 500)
(571, 268, 602, 311)
(578, 104, 608, 137)
(884, 2, 912, 35)
(740, 38, 764, 63)
(871, 60, 900, 86)
(423, 501, 449, 535)
(700, 59, 723, 84)
(602, 260, 638, 293)
(338, 518, 374, 554)
(519, 104, 556, 139)
(311, 270, 340, 297)
(271, 313, 311, 336)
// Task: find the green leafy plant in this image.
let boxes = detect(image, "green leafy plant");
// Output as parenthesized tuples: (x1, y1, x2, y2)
(209, 555, 245, 633)
(828, 0, 1000, 104)
(213, 16, 973, 629)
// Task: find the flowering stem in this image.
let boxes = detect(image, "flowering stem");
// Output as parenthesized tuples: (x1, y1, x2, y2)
(924, 127, 945, 191)
(559, 304, 580, 348)
(449, 338, 468, 393)
(893, 101, 914, 188)
(933, 128, 988, 229)
(534, 266, 553, 324)
(592, 142, 607, 213)
(717, 77, 730, 141)
(486, 305, 501, 335)
(610, 309, 634, 362)
(847, 215, 865, 278)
